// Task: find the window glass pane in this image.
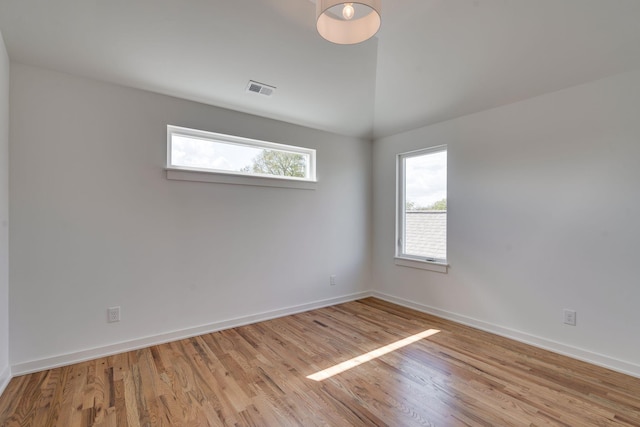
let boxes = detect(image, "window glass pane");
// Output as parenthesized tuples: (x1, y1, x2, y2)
(171, 135, 263, 172)
(167, 127, 314, 181)
(402, 148, 447, 261)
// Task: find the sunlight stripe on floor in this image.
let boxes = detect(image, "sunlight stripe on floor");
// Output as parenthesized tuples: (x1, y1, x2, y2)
(307, 329, 441, 381)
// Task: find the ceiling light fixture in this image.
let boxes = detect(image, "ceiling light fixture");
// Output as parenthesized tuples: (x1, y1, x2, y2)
(316, 0, 381, 45)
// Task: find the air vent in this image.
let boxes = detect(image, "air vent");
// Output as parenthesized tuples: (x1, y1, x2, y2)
(246, 80, 276, 97)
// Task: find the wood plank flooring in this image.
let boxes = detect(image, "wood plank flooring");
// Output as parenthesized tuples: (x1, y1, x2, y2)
(1, 297, 639, 426)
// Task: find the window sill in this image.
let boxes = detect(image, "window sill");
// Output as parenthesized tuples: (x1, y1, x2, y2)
(166, 168, 317, 190)
(394, 257, 449, 274)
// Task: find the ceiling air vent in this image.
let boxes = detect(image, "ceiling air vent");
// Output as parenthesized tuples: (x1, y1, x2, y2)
(246, 80, 276, 97)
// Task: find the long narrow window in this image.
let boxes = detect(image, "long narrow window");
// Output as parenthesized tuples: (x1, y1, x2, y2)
(167, 125, 316, 182)
(397, 146, 447, 264)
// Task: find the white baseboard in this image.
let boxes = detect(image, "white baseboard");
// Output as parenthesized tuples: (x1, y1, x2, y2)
(371, 291, 640, 379)
(0, 364, 10, 397)
(12, 291, 372, 376)
(10, 290, 639, 381)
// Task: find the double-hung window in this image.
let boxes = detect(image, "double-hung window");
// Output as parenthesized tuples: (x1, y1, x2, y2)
(397, 145, 448, 268)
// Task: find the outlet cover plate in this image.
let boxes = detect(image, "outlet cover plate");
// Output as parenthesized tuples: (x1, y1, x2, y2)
(563, 309, 576, 326)
(108, 306, 121, 323)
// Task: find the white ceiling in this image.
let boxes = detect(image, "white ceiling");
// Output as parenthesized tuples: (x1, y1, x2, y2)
(1, 0, 639, 139)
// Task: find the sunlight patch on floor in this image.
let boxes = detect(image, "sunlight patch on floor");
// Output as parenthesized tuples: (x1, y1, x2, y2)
(307, 329, 441, 381)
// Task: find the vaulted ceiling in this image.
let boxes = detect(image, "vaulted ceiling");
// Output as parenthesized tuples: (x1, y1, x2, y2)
(1, 0, 639, 139)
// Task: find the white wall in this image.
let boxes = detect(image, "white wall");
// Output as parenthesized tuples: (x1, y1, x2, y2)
(373, 70, 640, 376)
(7, 58, 640, 381)
(9, 64, 371, 369)
(0, 30, 10, 392)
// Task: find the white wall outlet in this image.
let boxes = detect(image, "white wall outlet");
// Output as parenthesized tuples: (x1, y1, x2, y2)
(107, 306, 121, 323)
(330, 275, 337, 286)
(563, 309, 576, 326)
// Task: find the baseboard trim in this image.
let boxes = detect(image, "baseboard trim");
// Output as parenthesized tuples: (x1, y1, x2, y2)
(371, 291, 640, 379)
(12, 291, 372, 376)
(0, 365, 10, 397)
(12, 290, 639, 380)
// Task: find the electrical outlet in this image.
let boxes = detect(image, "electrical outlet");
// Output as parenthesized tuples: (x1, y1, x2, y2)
(563, 309, 576, 326)
(108, 306, 121, 323)
(330, 275, 337, 286)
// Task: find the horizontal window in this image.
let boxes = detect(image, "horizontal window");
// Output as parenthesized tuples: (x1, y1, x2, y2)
(167, 125, 316, 182)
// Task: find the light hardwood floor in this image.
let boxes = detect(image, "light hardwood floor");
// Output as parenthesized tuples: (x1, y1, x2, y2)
(1, 298, 639, 426)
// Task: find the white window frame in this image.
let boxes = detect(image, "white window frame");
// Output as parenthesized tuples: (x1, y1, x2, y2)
(395, 145, 448, 273)
(166, 125, 317, 190)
